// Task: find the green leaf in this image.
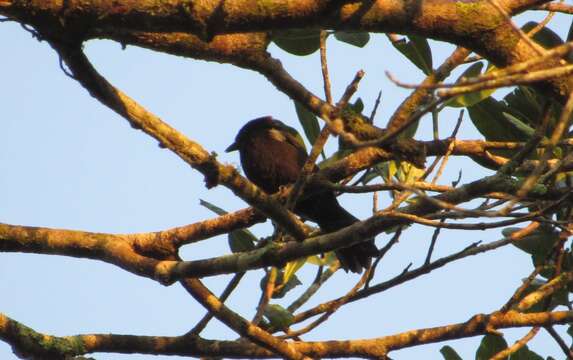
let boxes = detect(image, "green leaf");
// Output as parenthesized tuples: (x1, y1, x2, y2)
(476, 334, 508, 360)
(228, 229, 257, 253)
(272, 29, 321, 56)
(391, 35, 433, 75)
(273, 273, 302, 299)
(351, 98, 365, 114)
(503, 225, 559, 257)
(440, 345, 463, 360)
(294, 101, 321, 149)
(567, 19, 573, 62)
(334, 31, 370, 47)
(259, 270, 302, 299)
(306, 252, 337, 266)
(502, 86, 546, 129)
(447, 62, 496, 108)
(200, 199, 257, 253)
(400, 118, 420, 139)
(502, 86, 571, 139)
(199, 199, 227, 216)
(567, 324, 573, 338)
(283, 257, 306, 284)
(360, 163, 386, 185)
(388, 160, 399, 180)
(503, 86, 570, 139)
(561, 250, 573, 276)
(510, 346, 544, 360)
(394, 161, 424, 184)
(501, 113, 536, 139)
(522, 22, 564, 49)
(264, 304, 294, 329)
(468, 97, 531, 142)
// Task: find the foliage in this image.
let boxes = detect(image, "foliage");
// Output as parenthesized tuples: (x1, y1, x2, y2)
(2, 2, 573, 360)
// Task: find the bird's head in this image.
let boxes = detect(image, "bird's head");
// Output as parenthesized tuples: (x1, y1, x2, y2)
(226, 116, 305, 153)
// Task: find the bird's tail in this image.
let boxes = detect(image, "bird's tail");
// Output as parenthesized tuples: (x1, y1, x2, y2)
(335, 238, 378, 273)
(318, 209, 378, 274)
(296, 193, 378, 273)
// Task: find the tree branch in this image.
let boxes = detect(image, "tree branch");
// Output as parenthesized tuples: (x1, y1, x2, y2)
(3, 309, 573, 359)
(51, 42, 310, 241)
(2, 0, 568, 104)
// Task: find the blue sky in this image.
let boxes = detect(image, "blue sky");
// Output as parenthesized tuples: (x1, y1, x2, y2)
(1, 11, 572, 359)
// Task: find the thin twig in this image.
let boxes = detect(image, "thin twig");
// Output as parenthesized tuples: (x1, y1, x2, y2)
(374, 98, 443, 146)
(379, 209, 539, 230)
(526, 9, 556, 38)
(189, 272, 246, 335)
(544, 326, 573, 358)
(535, 2, 573, 14)
(386, 45, 470, 135)
(538, 152, 573, 184)
(438, 64, 573, 98)
(490, 327, 540, 360)
(284, 267, 372, 338)
(286, 125, 331, 210)
(253, 267, 278, 325)
(424, 223, 443, 265)
(431, 110, 464, 185)
(366, 227, 403, 288)
(326, 181, 453, 194)
(386, 41, 573, 95)
(319, 30, 333, 105)
(432, 107, 439, 140)
(293, 238, 509, 324)
(423, 111, 465, 263)
(287, 265, 338, 313)
(369, 90, 382, 123)
(338, 70, 365, 108)
(372, 190, 379, 213)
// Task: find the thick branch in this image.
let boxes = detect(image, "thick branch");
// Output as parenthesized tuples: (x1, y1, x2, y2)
(0, 0, 505, 39)
(2, 310, 573, 359)
(134, 206, 264, 254)
(0, 222, 166, 282)
(0, 312, 275, 359)
(1, 0, 569, 102)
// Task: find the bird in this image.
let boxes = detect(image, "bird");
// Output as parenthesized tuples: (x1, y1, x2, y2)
(226, 116, 378, 273)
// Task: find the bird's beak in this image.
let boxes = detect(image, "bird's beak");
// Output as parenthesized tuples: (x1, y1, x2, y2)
(225, 142, 239, 152)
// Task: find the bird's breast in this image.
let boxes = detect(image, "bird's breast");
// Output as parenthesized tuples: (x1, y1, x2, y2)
(241, 133, 306, 194)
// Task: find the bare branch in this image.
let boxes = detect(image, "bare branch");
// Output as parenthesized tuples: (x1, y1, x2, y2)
(3, 309, 573, 359)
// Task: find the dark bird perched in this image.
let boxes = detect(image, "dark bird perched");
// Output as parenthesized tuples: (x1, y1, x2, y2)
(226, 116, 378, 273)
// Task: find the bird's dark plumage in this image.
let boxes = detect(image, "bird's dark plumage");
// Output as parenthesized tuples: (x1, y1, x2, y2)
(227, 116, 378, 273)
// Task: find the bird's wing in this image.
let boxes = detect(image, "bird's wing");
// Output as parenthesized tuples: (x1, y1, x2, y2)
(279, 123, 307, 151)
